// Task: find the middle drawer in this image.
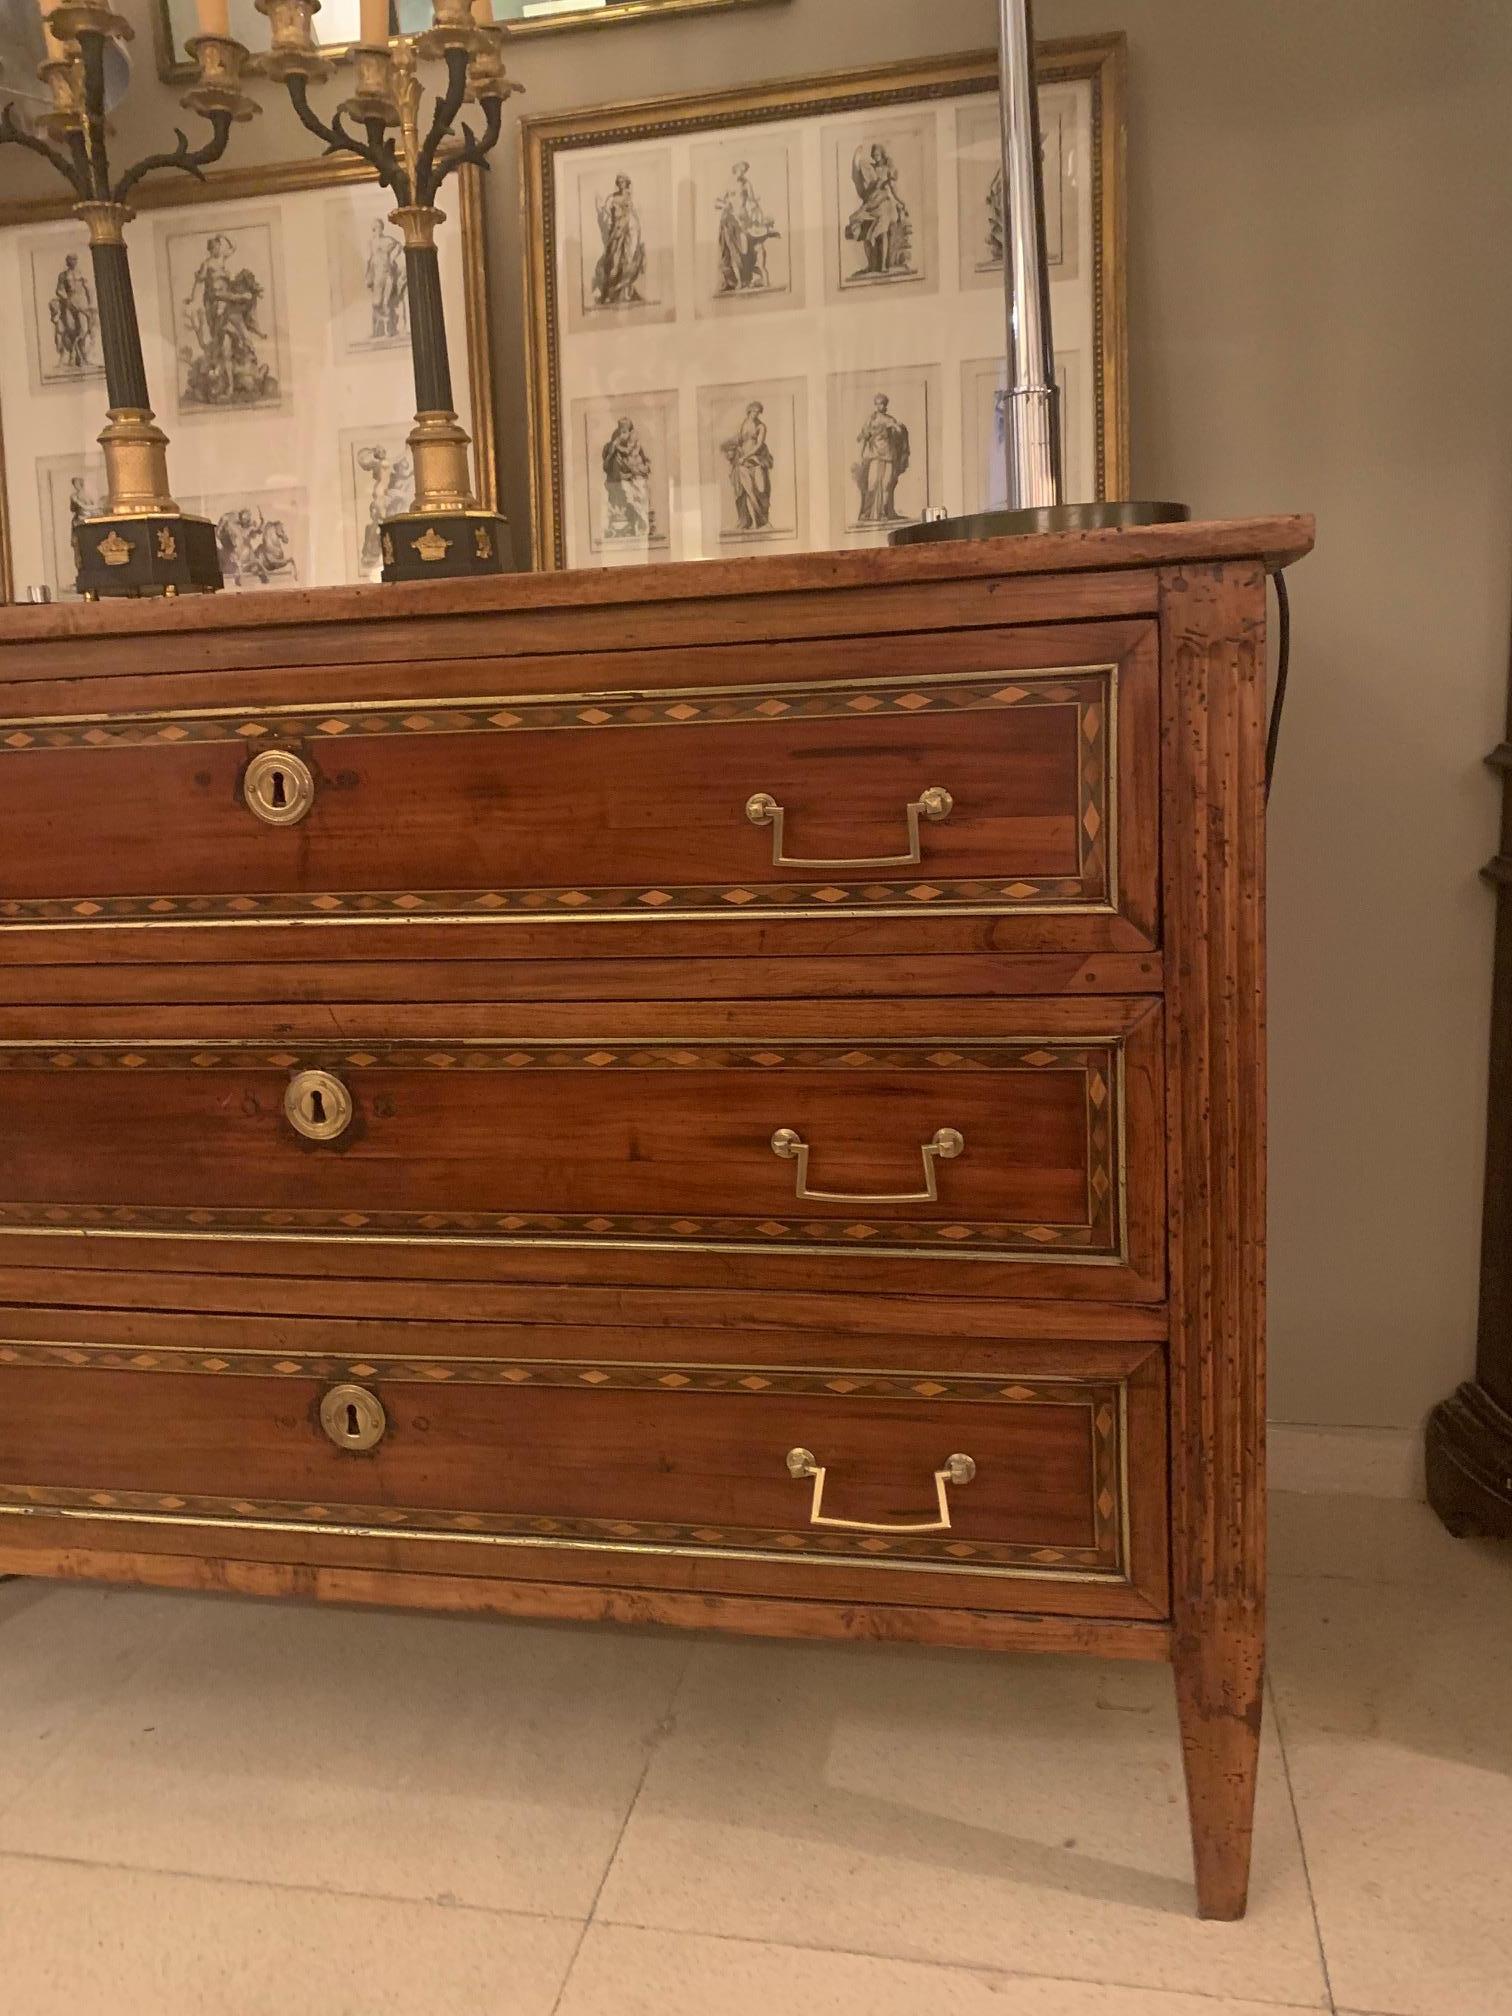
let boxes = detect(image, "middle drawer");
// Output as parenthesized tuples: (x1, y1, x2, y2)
(0, 999, 1163, 1300)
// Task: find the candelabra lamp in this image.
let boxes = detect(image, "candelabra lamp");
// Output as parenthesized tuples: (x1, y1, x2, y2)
(257, 0, 518, 582)
(0, 0, 259, 596)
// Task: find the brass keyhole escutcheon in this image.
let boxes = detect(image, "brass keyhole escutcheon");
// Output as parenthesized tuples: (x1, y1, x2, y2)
(284, 1069, 354, 1143)
(244, 748, 316, 826)
(319, 1383, 386, 1453)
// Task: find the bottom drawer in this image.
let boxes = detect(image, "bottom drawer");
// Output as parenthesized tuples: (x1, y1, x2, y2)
(0, 1332, 1168, 1620)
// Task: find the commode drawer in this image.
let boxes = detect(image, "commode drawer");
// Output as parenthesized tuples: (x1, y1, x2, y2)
(0, 1334, 1168, 1619)
(0, 1000, 1164, 1299)
(0, 622, 1156, 960)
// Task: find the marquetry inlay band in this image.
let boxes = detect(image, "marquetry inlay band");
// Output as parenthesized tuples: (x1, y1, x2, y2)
(0, 1037, 1123, 1261)
(0, 667, 1115, 929)
(0, 1340, 1109, 1402)
(0, 1481, 1122, 1579)
(0, 1369, 1124, 1579)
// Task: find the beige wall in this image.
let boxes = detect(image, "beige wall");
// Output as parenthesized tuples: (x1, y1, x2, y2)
(5, 0, 1510, 1430)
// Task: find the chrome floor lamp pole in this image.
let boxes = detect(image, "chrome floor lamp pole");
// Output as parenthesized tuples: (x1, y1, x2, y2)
(893, 0, 1186, 545)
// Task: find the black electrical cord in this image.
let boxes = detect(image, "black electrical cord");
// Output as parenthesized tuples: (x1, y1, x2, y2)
(1264, 569, 1290, 802)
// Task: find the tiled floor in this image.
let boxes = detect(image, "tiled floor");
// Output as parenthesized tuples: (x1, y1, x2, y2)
(0, 1493, 1505, 2015)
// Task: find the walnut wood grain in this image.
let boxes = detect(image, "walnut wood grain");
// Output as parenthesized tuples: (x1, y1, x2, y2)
(0, 1541, 1175, 1659)
(0, 516, 1312, 671)
(1160, 561, 1270, 1920)
(0, 952, 1164, 1005)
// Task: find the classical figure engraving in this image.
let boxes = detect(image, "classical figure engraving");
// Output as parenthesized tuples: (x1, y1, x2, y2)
(48, 253, 98, 372)
(67, 472, 102, 540)
(592, 173, 647, 306)
(355, 443, 414, 578)
(364, 219, 408, 341)
(844, 143, 914, 281)
(720, 401, 774, 532)
(601, 416, 655, 540)
(985, 166, 1004, 268)
(851, 392, 911, 524)
(215, 505, 299, 588)
(178, 233, 279, 407)
(715, 161, 780, 294)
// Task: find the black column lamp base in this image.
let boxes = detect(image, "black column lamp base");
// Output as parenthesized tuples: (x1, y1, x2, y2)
(379, 508, 512, 583)
(74, 510, 223, 599)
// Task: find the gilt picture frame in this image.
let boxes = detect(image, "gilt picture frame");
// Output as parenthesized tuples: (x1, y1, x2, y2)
(522, 38, 1130, 571)
(0, 156, 495, 602)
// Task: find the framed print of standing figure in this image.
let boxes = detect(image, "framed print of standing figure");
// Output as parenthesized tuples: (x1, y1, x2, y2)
(523, 40, 1130, 569)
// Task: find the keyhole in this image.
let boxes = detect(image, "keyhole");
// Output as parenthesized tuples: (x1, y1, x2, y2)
(269, 767, 287, 809)
(344, 1402, 361, 1440)
(306, 1087, 326, 1126)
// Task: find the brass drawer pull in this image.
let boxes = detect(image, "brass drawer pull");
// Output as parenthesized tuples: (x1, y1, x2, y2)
(285, 1069, 354, 1143)
(770, 1125, 963, 1203)
(745, 784, 952, 868)
(320, 1383, 387, 1452)
(244, 748, 316, 826)
(786, 1447, 976, 1534)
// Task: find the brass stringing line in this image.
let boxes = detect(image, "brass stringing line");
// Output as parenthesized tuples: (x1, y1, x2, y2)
(0, 1226, 1126, 1264)
(0, 1034, 1124, 1051)
(0, 662, 1119, 734)
(0, 1501, 1127, 1584)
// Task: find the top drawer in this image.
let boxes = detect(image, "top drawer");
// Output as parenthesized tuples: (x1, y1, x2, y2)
(0, 621, 1157, 962)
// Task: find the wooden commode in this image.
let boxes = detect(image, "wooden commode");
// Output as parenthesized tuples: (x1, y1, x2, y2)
(0, 516, 1312, 1919)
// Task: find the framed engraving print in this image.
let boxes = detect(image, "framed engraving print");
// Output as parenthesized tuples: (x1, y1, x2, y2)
(523, 39, 1129, 570)
(0, 158, 495, 601)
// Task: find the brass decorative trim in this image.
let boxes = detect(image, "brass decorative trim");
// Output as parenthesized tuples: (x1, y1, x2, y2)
(242, 749, 316, 826)
(0, 1035, 1125, 1263)
(787, 1446, 976, 1536)
(0, 665, 1115, 931)
(283, 1068, 354, 1143)
(747, 784, 953, 870)
(771, 1124, 965, 1204)
(0, 1492, 1123, 1583)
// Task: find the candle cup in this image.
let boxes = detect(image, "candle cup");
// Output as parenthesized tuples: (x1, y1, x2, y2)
(48, 0, 133, 44)
(181, 33, 261, 120)
(465, 32, 518, 106)
(338, 41, 399, 126)
(416, 0, 483, 59)
(34, 54, 86, 138)
(251, 0, 332, 82)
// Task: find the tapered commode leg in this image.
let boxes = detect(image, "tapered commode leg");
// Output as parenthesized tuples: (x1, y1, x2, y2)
(1174, 1604, 1264, 1920)
(1160, 561, 1272, 1921)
